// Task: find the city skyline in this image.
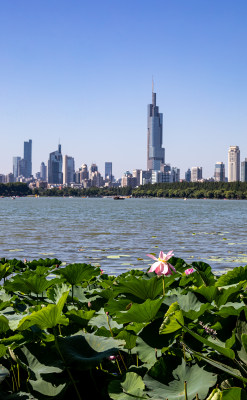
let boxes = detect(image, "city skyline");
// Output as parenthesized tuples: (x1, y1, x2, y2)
(0, 1, 247, 178)
(4, 137, 247, 184)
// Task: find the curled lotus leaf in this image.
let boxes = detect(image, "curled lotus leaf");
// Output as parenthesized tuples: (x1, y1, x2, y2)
(16, 291, 69, 330)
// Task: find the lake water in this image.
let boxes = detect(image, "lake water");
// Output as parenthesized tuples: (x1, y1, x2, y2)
(0, 196, 247, 275)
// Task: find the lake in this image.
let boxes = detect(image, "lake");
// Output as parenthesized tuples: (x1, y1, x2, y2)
(0, 196, 247, 275)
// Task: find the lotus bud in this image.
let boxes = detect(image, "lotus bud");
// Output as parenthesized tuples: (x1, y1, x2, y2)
(205, 388, 222, 400)
(8, 347, 17, 362)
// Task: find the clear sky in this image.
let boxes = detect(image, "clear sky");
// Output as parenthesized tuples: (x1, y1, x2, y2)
(0, 0, 246, 179)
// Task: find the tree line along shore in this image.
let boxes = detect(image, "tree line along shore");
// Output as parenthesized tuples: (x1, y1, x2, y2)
(2, 181, 247, 199)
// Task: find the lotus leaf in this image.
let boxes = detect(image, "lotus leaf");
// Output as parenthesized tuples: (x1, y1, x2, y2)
(46, 283, 70, 304)
(89, 309, 122, 331)
(113, 276, 163, 300)
(66, 309, 95, 327)
(216, 266, 247, 287)
(191, 261, 216, 286)
(192, 286, 219, 302)
(108, 372, 147, 400)
(221, 387, 247, 399)
(16, 291, 69, 330)
(144, 360, 217, 400)
(182, 324, 235, 359)
(135, 336, 162, 367)
(56, 263, 100, 284)
(0, 364, 9, 383)
(26, 258, 61, 269)
(159, 302, 184, 334)
(21, 275, 60, 295)
(184, 346, 247, 383)
(0, 264, 12, 280)
(29, 378, 67, 398)
(114, 297, 164, 324)
(57, 332, 124, 370)
(0, 344, 6, 358)
(0, 315, 9, 333)
(216, 283, 243, 307)
(216, 302, 246, 317)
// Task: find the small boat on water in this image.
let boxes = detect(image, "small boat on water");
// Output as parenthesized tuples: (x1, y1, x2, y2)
(113, 196, 125, 200)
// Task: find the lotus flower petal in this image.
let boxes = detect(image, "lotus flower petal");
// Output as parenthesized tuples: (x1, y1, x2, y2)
(147, 254, 158, 261)
(164, 250, 174, 261)
(168, 263, 177, 273)
(154, 263, 166, 275)
(148, 261, 162, 273)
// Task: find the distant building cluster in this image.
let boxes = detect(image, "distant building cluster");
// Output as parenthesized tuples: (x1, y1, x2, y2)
(0, 87, 246, 188)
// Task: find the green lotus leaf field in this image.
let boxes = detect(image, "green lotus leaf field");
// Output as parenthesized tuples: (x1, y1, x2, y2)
(0, 256, 247, 399)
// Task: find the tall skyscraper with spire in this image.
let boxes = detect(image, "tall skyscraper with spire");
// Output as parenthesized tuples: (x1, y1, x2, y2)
(147, 82, 165, 171)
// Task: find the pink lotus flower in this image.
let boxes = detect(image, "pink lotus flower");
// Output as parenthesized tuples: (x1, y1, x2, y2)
(147, 250, 176, 276)
(185, 268, 194, 275)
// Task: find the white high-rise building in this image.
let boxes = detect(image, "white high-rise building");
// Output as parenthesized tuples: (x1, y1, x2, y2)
(191, 167, 203, 182)
(228, 146, 240, 182)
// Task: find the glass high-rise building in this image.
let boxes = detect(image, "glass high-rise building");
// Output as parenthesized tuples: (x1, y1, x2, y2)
(185, 168, 191, 182)
(89, 163, 98, 180)
(105, 162, 112, 181)
(18, 159, 28, 177)
(48, 144, 63, 184)
(40, 162, 47, 181)
(214, 162, 225, 182)
(13, 156, 21, 179)
(147, 84, 165, 171)
(24, 139, 32, 177)
(241, 158, 247, 182)
(228, 146, 240, 182)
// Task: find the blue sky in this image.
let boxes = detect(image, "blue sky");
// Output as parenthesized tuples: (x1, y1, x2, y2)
(0, 0, 246, 179)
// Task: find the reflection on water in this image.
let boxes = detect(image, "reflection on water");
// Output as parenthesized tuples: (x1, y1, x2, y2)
(0, 197, 247, 274)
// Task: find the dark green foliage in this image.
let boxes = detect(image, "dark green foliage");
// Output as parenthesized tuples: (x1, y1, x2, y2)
(0, 183, 31, 197)
(3, 181, 247, 199)
(1, 256, 247, 399)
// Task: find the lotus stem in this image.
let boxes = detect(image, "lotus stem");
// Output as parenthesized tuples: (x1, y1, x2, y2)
(118, 351, 127, 371)
(115, 358, 122, 375)
(196, 394, 199, 400)
(17, 363, 20, 389)
(234, 359, 247, 376)
(184, 381, 188, 400)
(182, 334, 186, 361)
(10, 363, 18, 392)
(162, 275, 165, 296)
(53, 328, 82, 400)
(106, 314, 125, 372)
